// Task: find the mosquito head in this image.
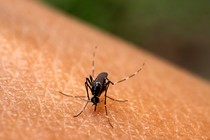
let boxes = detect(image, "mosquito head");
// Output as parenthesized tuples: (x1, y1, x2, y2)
(91, 96, 99, 105)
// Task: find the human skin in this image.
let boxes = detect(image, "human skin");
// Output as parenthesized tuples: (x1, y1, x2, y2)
(0, 1, 210, 140)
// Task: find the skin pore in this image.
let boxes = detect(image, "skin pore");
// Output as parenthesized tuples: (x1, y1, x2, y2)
(0, 1, 210, 139)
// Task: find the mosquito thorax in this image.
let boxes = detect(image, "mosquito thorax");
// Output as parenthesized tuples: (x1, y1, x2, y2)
(91, 82, 101, 95)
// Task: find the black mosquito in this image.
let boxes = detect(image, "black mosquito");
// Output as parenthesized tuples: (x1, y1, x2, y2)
(59, 46, 145, 128)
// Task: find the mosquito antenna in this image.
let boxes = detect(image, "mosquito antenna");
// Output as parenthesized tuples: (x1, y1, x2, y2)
(92, 46, 98, 79)
(113, 62, 145, 85)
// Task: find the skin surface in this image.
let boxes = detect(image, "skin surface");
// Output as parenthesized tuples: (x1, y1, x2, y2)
(0, 1, 210, 139)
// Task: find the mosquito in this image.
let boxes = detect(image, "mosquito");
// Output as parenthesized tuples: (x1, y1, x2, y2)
(59, 46, 145, 128)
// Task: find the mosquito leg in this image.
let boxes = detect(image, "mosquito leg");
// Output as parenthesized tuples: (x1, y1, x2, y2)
(73, 101, 90, 117)
(113, 62, 145, 85)
(106, 78, 128, 102)
(87, 77, 92, 85)
(106, 95, 128, 102)
(74, 96, 88, 102)
(74, 95, 86, 98)
(92, 46, 97, 79)
(106, 78, 114, 85)
(85, 78, 92, 100)
(59, 91, 89, 102)
(104, 81, 113, 128)
(90, 75, 93, 82)
(59, 91, 73, 97)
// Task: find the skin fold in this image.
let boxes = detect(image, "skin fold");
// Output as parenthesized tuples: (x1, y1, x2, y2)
(0, 1, 210, 139)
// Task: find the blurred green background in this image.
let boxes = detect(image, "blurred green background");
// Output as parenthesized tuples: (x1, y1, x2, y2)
(42, 0, 210, 80)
